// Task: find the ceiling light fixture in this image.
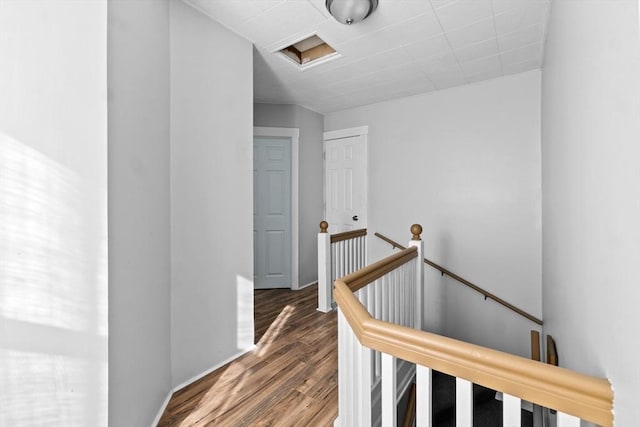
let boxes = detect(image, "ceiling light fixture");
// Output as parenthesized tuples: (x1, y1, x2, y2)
(326, 0, 378, 25)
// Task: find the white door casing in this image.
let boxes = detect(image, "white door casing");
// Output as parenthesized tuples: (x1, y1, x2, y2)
(253, 127, 299, 289)
(324, 126, 368, 233)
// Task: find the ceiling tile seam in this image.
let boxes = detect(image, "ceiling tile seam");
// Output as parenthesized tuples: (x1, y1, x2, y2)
(428, 0, 469, 86)
(262, 0, 289, 18)
(346, 10, 435, 46)
(500, 40, 545, 56)
(413, 66, 437, 91)
(496, 21, 547, 51)
(489, 0, 505, 77)
(305, 0, 332, 20)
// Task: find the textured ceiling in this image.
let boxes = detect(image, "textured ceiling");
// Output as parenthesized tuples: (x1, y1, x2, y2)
(186, 0, 551, 113)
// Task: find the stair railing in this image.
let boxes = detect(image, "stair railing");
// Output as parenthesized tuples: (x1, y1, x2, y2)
(335, 224, 424, 426)
(334, 224, 613, 427)
(317, 221, 368, 312)
(374, 231, 543, 325)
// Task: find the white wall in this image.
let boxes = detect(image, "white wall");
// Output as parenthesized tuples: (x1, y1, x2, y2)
(541, 1, 640, 424)
(170, 0, 254, 387)
(0, 1, 108, 425)
(296, 106, 325, 287)
(253, 103, 324, 288)
(107, 1, 171, 425)
(254, 103, 298, 128)
(325, 71, 542, 357)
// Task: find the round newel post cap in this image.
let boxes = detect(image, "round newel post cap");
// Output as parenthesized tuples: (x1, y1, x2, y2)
(411, 224, 423, 241)
(320, 221, 329, 233)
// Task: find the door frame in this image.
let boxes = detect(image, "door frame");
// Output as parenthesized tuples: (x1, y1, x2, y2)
(322, 125, 369, 229)
(253, 126, 299, 289)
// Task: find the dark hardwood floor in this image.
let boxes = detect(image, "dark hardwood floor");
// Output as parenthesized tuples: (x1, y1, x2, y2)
(157, 284, 338, 427)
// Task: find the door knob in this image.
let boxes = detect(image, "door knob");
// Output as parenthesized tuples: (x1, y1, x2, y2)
(352, 215, 359, 221)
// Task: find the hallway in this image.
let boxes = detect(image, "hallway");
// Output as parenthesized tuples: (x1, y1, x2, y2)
(158, 285, 337, 426)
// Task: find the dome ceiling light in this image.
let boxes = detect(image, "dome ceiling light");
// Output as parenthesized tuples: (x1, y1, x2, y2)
(326, 0, 378, 25)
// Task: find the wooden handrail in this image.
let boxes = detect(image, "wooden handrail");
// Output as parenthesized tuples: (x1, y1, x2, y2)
(331, 228, 367, 243)
(338, 246, 417, 293)
(318, 221, 367, 243)
(374, 232, 543, 326)
(334, 278, 613, 426)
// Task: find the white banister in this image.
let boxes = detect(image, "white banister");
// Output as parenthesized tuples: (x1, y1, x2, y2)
(557, 412, 581, 427)
(408, 224, 424, 329)
(337, 308, 372, 427)
(318, 221, 368, 313)
(503, 393, 522, 427)
(416, 365, 432, 427)
(334, 225, 424, 427)
(456, 377, 473, 427)
(357, 339, 373, 425)
(318, 221, 332, 313)
(334, 223, 613, 427)
(381, 353, 397, 427)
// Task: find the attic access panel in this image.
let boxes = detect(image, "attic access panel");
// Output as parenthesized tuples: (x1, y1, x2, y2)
(278, 34, 339, 70)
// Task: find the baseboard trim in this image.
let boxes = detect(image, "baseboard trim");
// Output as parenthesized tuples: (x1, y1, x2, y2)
(151, 391, 173, 427)
(151, 346, 256, 426)
(296, 280, 317, 290)
(172, 346, 256, 393)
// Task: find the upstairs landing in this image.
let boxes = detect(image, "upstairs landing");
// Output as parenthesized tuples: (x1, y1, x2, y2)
(158, 285, 337, 426)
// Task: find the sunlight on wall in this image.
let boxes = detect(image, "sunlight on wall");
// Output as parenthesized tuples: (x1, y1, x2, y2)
(0, 134, 107, 426)
(0, 135, 107, 332)
(236, 275, 255, 350)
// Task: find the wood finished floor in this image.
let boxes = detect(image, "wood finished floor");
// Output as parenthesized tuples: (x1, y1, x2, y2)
(157, 285, 338, 427)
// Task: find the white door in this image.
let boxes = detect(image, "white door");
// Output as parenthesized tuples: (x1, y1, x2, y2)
(254, 136, 292, 289)
(324, 133, 367, 232)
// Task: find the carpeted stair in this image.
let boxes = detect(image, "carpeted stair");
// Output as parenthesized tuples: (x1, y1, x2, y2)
(403, 371, 534, 427)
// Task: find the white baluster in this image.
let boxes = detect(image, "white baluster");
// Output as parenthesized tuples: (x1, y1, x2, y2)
(383, 275, 389, 322)
(503, 393, 521, 427)
(557, 412, 581, 427)
(398, 265, 407, 326)
(416, 365, 432, 427)
(403, 266, 409, 326)
(408, 227, 424, 330)
(347, 239, 352, 274)
(331, 244, 336, 282)
(381, 353, 397, 427)
(396, 268, 401, 325)
(346, 239, 350, 273)
(345, 315, 353, 426)
(337, 310, 348, 427)
(363, 234, 367, 266)
(357, 341, 372, 426)
(411, 260, 416, 327)
(374, 279, 382, 379)
(376, 277, 382, 320)
(390, 269, 396, 324)
(338, 241, 344, 278)
(456, 378, 473, 427)
(317, 228, 332, 312)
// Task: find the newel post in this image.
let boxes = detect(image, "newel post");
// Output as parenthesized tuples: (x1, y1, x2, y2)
(409, 224, 424, 330)
(317, 221, 332, 313)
